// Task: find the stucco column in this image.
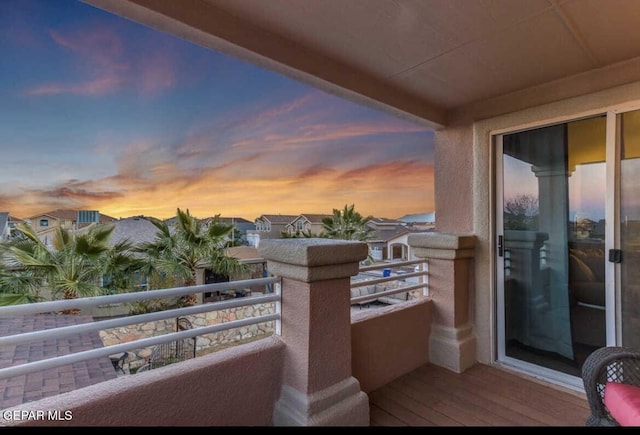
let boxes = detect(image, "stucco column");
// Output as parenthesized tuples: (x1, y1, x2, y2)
(258, 238, 370, 426)
(434, 125, 474, 234)
(408, 232, 476, 373)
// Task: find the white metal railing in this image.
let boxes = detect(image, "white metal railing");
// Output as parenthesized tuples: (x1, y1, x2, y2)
(0, 259, 427, 380)
(0, 277, 281, 380)
(350, 259, 428, 305)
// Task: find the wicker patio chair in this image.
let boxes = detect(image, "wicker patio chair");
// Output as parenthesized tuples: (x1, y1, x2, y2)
(582, 346, 640, 426)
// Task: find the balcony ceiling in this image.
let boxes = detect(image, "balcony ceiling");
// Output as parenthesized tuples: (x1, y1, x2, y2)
(87, 0, 640, 129)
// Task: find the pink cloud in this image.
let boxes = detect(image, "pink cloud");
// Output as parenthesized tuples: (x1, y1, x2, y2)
(221, 91, 431, 153)
(49, 28, 126, 70)
(26, 27, 176, 98)
(26, 75, 122, 96)
(254, 93, 318, 124)
(339, 160, 432, 181)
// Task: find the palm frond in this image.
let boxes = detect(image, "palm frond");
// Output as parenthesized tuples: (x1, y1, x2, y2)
(0, 292, 41, 306)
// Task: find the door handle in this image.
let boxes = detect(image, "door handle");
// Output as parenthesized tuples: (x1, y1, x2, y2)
(498, 235, 503, 257)
(609, 249, 622, 263)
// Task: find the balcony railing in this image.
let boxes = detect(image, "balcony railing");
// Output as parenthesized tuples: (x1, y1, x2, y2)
(0, 276, 281, 380)
(350, 259, 428, 306)
(0, 259, 427, 381)
(0, 238, 454, 426)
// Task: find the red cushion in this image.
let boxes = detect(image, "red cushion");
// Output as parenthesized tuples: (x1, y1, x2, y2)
(604, 382, 640, 426)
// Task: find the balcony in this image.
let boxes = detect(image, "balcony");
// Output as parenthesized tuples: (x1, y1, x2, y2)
(0, 236, 587, 426)
(369, 363, 589, 426)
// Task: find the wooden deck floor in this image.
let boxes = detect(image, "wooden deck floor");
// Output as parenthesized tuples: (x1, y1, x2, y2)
(368, 363, 590, 427)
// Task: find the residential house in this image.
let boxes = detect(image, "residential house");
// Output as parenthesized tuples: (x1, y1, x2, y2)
(247, 214, 298, 247)
(283, 214, 331, 237)
(397, 212, 436, 231)
(25, 209, 117, 246)
(6, 215, 26, 237)
(249, 214, 430, 261)
(6, 0, 640, 426)
(365, 218, 432, 261)
(249, 213, 330, 246)
(0, 213, 25, 241)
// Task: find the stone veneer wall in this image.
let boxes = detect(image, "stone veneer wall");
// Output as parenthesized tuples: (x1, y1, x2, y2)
(99, 301, 276, 370)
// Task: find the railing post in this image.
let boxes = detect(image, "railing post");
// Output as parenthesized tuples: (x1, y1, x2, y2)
(408, 232, 476, 373)
(258, 238, 370, 426)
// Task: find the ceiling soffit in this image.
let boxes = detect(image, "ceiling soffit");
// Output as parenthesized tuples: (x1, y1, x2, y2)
(85, 0, 640, 128)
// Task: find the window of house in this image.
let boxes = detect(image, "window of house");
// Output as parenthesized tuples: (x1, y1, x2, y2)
(39, 219, 48, 227)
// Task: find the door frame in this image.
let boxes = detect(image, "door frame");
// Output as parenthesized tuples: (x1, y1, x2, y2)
(491, 105, 640, 388)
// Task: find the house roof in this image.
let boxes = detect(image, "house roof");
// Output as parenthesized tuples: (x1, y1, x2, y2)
(295, 214, 332, 224)
(7, 215, 26, 224)
(368, 217, 403, 227)
(369, 226, 433, 244)
(108, 216, 160, 246)
(0, 314, 117, 409)
(256, 214, 299, 224)
(259, 214, 330, 226)
(87, 0, 640, 129)
(398, 212, 436, 224)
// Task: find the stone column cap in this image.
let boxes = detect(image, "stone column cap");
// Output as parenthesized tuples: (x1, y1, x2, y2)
(408, 232, 476, 250)
(258, 238, 368, 267)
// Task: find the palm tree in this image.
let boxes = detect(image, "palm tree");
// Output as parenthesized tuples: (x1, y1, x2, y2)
(322, 204, 375, 241)
(101, 239, 146, 294)
(0, 222, 118, 312)
(135, 208, 246, 307)
(0, 262, 42, 306)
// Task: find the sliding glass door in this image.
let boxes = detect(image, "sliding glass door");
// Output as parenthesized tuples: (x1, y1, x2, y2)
(620, 110, 640, 350)
(496, 115, 607, 380)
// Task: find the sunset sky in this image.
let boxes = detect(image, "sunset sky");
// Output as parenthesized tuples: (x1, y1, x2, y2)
(0, 0, 435, 222)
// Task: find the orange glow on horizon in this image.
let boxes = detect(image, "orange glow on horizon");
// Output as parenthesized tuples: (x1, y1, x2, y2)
(7, 160, 434, 221)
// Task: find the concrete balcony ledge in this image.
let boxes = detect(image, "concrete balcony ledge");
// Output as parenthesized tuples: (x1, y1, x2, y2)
(409, 232, 476, 260)
(258, 238, 368, 282)
(258, 238, 368, 267)
(3, 336, 287, 426)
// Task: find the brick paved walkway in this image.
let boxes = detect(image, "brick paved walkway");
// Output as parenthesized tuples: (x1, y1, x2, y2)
(0, 313, 117, 409)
